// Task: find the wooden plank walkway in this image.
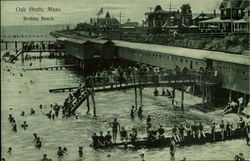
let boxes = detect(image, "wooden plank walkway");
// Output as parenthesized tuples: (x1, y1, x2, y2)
(22, 49, 66, 52)
(24, 64, 77, 71)
(92, 128, 247, 149)
(9, 49, 23, 62)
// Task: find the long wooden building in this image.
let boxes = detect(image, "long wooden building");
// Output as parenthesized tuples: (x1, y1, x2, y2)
(57, 37, 249, 102)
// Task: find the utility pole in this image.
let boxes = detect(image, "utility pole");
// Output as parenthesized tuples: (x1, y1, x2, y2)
(162, 2, 177, 34)
(230, 1, 233, 33)
(120, 11, 122, 40)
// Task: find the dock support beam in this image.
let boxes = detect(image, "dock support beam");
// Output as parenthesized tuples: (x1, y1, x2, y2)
(181, 85, 184, 112)
(172, 86, 175, 110)
(21, 52, 24, 63)
(139, 87, 142, 108)
(90, 93, 96, 117)
(134, 87, 137, 109)
(15, 41, 17, 53)
(86, 96, 90, 114)
(202, 86, 205, 108)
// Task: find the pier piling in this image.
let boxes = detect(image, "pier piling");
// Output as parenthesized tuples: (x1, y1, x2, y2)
(86, 96, 90, 114)
(172, 86, 175, 110)
(139, 87, 143, 107)
(134, 87, 137, 109)
(181, 85, 184, 112)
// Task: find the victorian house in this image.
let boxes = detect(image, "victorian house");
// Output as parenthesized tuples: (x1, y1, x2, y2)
(199, 0, 249, 33)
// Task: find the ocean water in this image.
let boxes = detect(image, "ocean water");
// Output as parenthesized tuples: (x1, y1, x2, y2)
(1, 25, 249, 161)
(1, 56, 249, 161)
(1, 25, 64, 50)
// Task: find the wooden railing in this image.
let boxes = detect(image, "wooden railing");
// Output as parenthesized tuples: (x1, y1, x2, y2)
(87, 72, 218, 89)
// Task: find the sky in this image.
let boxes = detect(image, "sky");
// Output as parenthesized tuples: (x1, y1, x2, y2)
(1, 0, 222, 26)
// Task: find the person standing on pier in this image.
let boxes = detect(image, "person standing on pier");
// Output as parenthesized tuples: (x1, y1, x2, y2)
(170, 139, 176, 161)
(220, 120, 225, 140)
(105, 131, 112, 147)
(198, 122, 206, 139)
(211, 121, 216, 142)
(161, 89, 166, 96)
(111, 118, 120, 143)
(98, 131, 106, 147)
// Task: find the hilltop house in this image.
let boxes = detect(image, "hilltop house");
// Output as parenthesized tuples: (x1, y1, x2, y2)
(199, 0, 249, 33)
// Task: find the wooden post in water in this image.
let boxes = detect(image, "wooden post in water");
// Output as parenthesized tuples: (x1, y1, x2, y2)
(90, 77, 96, 117)
(21, 52, 24, 63)
(172, 85, 175, 110)
(91, 92, 96, 117)
(134, 87, 137, 109)
(86, 96, 90, 114)
(181, 85, 184, 112)
(5, 42, 8, 50)
(139, 86, 143, 108)
(15, 41, 17, 54)
(202, 86, 205, 108)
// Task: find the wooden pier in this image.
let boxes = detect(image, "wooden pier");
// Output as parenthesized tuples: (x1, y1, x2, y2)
(24, 65, 77, 71)
(92, 128, 247, 149)
(1, 40, 66, 63)
(52, 73, 218, 116)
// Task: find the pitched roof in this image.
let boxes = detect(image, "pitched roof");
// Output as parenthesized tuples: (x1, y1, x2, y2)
(113, 40, 250, 66)
(65, 38, 89, 44)
(97, 18, 120, 25)
(199, 17, 232, 23)
(241, 0, 250, 8)
(192, 12, 217, 20)
(57, 37, 112, 45)
(219, 1, 228, 9)
(220, 0, 249, 9)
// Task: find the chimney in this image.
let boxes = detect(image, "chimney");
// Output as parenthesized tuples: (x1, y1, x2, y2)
(214, 9, 216, 17)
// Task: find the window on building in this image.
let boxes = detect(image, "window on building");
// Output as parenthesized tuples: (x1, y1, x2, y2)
(243, 71, 245, 75)
(180, 59, 183, 62)
(186, 60, 188, 63)
(195, 61, 198, 65)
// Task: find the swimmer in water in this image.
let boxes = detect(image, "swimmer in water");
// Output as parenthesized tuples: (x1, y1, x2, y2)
(41, 154, 49, 161)
(8, 114, 14, 123)
(57, 147, 64, 158)
(31, 108, 35, 115)
(20, 111, 25, 116)
(140, 153, 145, 161)
(7, 147, 12, 154)
(35, 137, 42, 148)
(33, 133, 38, 141)
(21, 121, 28, 130)
(12, 122, 17, 132)
(78, 146, 83, 158)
